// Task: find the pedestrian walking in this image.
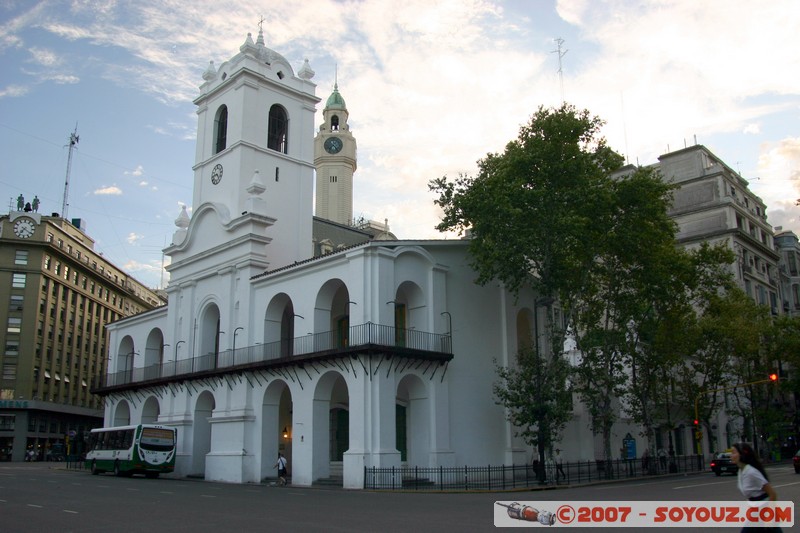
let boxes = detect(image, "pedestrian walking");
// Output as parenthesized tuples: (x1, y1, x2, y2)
(731, 442, 781, 532)
(274, 453, 288, 486)
(555, 449, 566, 481)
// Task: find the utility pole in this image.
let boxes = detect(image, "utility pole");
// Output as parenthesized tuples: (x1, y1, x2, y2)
(62, 125, 79, 220)
(551, 38, 568, 104)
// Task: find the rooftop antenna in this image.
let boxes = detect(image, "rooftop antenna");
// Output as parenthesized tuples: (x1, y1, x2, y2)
(62, 125, 79, 220)
(551, 37, 568, 104)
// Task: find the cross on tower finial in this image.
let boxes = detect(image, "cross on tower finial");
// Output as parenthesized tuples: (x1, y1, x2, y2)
(258, 16, 265, 31)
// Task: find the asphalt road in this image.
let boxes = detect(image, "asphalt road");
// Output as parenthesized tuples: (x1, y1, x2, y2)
(1, 462, 797, 532)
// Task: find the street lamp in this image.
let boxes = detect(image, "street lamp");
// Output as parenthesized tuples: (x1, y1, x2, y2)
(174, 340, 185, 360)
(233, 327, 244, 352)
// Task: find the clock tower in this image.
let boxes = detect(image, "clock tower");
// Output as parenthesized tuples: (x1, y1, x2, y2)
(168, 28, 319, 277)
(314, 82, 357, 225)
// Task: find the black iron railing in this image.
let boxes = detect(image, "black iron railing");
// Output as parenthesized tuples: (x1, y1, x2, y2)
(102, 322, 452, 388)
(364, 455, 705, 491)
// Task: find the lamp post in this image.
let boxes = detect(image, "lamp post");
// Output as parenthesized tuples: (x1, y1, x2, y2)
(233, 327, 244, 353)
(174, 340, 185, 360)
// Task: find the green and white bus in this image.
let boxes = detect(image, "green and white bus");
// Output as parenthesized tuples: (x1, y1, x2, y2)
(85, 424, 177, 478)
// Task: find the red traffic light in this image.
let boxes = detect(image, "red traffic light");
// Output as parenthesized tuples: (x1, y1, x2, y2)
(693, 419, 699, 426)
(769, 373, 779, 382)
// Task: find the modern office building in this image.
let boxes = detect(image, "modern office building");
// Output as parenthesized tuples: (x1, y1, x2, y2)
(0, 209, 164, 461)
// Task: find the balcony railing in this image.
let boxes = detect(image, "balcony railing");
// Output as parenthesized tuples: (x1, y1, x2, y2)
(99, 322, 452, 390)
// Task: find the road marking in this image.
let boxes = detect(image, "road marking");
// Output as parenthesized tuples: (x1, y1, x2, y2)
(47, 480, 57, 483)
(27, 504, 43, 508)
(773, 481, 800, 489)
(594, 481, 664, 490)
(0, 499, 6, 502)
(673, 481, 729, 489)
(200, 494, 216, 498)
(126, 488, 140, 492)
(63, 510, 78, 514)
(159, 491, 174, 494)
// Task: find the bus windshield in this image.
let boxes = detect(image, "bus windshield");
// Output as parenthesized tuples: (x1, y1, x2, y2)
(139, 427, 175, 452)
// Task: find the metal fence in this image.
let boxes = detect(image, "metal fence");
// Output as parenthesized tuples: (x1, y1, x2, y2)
(102, 322, 452, 388)
(364, 455, 705, 491)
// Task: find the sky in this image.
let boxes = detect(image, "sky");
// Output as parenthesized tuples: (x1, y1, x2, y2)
(1, 0, 799, 290)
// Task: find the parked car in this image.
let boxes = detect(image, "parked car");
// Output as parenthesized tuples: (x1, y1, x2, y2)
(793, 450, 800, 474)
(710, 452, 738, 476)
(46, 444, 65, 462)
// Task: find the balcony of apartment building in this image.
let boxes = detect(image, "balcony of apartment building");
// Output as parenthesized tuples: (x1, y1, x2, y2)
(91, 322, 453, 395)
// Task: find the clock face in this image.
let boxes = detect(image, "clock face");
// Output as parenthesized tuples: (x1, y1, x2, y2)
(324, 137, 343, 154)
(13, 218, 35, 239)
(211, 164, 223, 185)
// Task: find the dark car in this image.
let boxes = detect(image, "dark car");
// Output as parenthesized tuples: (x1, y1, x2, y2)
(710, 452, 738, 476)
(793, 450, 800, 474)
(46, 444, 66, 462)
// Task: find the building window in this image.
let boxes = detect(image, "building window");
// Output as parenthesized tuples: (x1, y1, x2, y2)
(267, 104, 289, 153)
(6, 317, 20, 334)
(14, 250, 28, 265)
(46, 232, 54, 243)
(330, 176, 337, 183)
(44, 255, 51, 270)
(214, 105, 228, 154)
(331, 115, 339, 131)
(9, 295, 23, 311)
(2, 364, 15, 380)
(12, 273, 26, 288)
(5, 340, 19, 355)
(0, 414, 14, 431)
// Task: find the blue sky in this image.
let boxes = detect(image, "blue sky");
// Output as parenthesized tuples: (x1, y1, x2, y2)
(1, 0, 799, 290)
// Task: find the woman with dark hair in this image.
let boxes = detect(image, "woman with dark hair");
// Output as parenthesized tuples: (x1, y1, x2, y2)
(731, 442, 780, 532)
(731, 443, 776, 501)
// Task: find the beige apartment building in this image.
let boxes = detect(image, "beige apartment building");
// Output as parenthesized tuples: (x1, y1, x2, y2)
(659, 145, 781, 316)
(0, 208, 164, 461)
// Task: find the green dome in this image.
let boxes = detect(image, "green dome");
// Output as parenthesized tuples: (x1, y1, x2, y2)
(325, 83, 346, 109)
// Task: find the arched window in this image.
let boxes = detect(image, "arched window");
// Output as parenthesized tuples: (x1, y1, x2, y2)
(331, 115, 339, 131)
(267, 105, 288, 153)
(214, 105, 228, 154)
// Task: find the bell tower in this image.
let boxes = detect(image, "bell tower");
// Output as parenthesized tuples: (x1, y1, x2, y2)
(314, 80, 357, 225)
(174, 28, 319, 272)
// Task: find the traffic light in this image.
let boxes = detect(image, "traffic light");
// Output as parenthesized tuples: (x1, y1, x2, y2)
(769, 373, 779, 382)
(693, 419, 699, 426)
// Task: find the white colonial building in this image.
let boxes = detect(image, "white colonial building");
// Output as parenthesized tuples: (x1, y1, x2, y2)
(99, 28, 630, 487)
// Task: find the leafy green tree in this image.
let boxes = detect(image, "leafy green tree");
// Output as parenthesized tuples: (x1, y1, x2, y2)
(494, 344, 573, 482)
(431, 104, 623, 467)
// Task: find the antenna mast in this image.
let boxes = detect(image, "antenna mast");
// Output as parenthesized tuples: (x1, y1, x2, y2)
(62, 125, 79, 220)
(551, 37, 568, 104)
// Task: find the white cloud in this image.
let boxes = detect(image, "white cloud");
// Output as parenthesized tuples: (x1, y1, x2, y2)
(126, 232, 143, 245)
(94, 185, 122, 195)
(0, 84, 30, 98)
(743, 124, 761, 135)
(126, 165, 144, 177)
(139, 180, 148, 186)
(28, 47, 61, 67)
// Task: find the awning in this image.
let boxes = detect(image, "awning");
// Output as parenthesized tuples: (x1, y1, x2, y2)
(44, 370, 51, 378)
(64, 375, 70, 383)
(55, 373, 61, 381)
(82, 379, 87, 387)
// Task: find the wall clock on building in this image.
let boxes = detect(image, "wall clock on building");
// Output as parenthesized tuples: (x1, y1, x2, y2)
(324, 137, 343, 154)
(211, 163, 224, 185)
(13, 217, 35, 239)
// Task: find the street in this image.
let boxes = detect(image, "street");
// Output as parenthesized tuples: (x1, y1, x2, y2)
(0, 462, 797, 532)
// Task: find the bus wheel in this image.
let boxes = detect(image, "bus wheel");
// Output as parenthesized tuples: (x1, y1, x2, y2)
(145, 472, 159, 479)
(91, 461, 100, 475)
(114, 461, 122, 477)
